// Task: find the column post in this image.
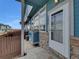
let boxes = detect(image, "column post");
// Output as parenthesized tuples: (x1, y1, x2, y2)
(21, 0, 26, 56)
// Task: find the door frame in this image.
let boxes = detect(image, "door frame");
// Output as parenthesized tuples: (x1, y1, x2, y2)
(48, 2, 70, 59)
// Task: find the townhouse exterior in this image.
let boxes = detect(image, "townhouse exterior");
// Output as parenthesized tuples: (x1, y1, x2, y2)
(17, 0, 79, 59)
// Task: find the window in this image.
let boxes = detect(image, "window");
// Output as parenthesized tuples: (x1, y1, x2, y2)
(33, 16, 40, 31)
(32, 5, 46, 31)
(51, 10, 63, 43)
(39, 10, 46, 31)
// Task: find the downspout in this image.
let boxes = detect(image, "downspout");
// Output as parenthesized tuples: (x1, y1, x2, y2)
(21, 0, 26, 56)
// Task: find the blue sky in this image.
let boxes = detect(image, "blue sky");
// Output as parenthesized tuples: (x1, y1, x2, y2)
(0, 0, 21, 29)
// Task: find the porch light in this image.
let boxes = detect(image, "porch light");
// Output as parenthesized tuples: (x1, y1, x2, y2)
(54, 0, 59, 3)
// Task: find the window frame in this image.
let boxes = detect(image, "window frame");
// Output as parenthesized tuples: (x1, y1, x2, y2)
(51, 10, 63, 43)
(48, 3, 70, 59)
(32, 5, 47, 32)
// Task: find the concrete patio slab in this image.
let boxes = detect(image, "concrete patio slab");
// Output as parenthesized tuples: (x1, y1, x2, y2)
(15, 40, 61, 59)
(17, 47, 52, 59)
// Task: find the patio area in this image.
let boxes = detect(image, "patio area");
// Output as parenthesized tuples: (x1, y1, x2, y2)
(15, 40, 60, 59)
(17, 47, 51, 59)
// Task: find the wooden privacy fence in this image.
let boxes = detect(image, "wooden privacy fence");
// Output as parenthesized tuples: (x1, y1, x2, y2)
(0, 30, 21, 59)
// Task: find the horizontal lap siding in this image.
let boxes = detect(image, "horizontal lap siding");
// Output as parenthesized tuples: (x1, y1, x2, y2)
(47, 0, 65, 11)
(74, 0, 79, 37)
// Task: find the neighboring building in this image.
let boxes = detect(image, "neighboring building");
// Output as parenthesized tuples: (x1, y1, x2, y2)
(17, 0, 79, 59)
(0, 23, 11, 32)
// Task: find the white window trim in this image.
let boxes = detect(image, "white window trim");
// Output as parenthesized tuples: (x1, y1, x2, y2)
(69, 0, 74, 36)
(48, 3, 70, 59)
(51, 10, 63, 43)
